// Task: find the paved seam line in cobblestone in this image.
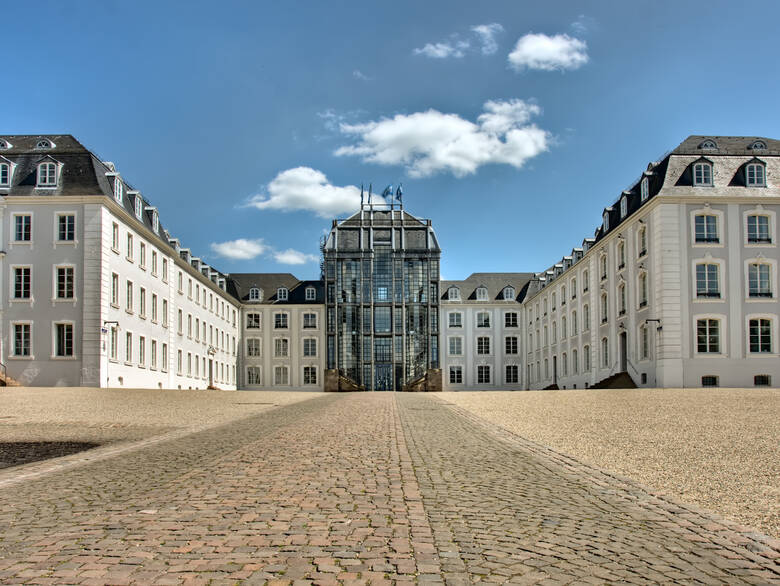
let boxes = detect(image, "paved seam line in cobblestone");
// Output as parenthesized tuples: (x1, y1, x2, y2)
(397, 393, 780, 585)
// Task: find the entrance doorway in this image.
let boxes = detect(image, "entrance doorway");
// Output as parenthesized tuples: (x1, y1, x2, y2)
(375, 364, 393, 391)
(552, 355, 558, 385)
(619, 332, 627, 372)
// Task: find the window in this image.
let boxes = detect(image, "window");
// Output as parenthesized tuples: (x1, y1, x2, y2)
(177, 309, 182, 334)
(277, 287, 288, 301)
(139, 242, 146, 268)
(551, 293, 556, 311)
(177, 271, 183, 292)
(702, 375, 719, 387)
(151, 209, 159, 233)
(754, 374, 771, 386)
(109, 326, 118, 360)
(506, 365, 518, 384)
(303, 366, 317, 385)
(125, 333, 133, 363)
(0, 162, 10, 187)
(695, 264, 720, 298)
(748, 263, 772, 297)
(247, 313, 260, 329)
(112, 223, 119, 250)
(448, 287, 461, 301)
(109, 273, 119, 306)
(14, 215, 31, 242)
(505, 312, 518, 328)
(693, 162, 713, 186)
(583, 270, 589, 291)
(746, 163, 766, 187)
(56, 267, 74, 299)
(54, 323, 74, 357)
(247, 338, 261, 357)
(601, 293, 608, 323)
(640, 325, 649, 360)
(126, 280, 133, 312)
(13, 324, 31, 357)
(572, 349, 579, 374)
(583, 304, 590, 330)
(448, 312, 462, 328)
(503, 287, 515, 300)
(162, 258, 168, 282)
(694, 215, 719, 243)
(603, 212, 610, 232)
(620, 197, 627, 218)
(274, 366, 289, 385)
(305, 286, 316, 301)
(126, 233, 134, 260)
(247, 367, 261, 385)
(13, 267, 31, 299)
(696, 319, 720, 353)
(747, 215, 771, 243)
(248, 287, 261, 301)
(303, 313, 317, 328)
(640, 177, 649, 202)
(477, 365, 491, 384)
(617, 241, 625, 268)
(476, 312, 490, 328)
(600, 255, 607, 280)
(561, 286, 566, 305)
(274, 338, 289, 357)
(561, 353, 568, 376)
(618, 283, 626, 315)
(37, 162, 57, 187)
(477, 336, 490, 355)
(583, 345, 591, 371)
(749, 318, 772, 353)
(552, 322, 557, 343)
(571, 311, 578, 335)
(449, 337, 462, 356)
(476, 287, 488, 301)
(274, 313, 288, 329)
(638, 272, 648, 307)
(134, 195, 143, 219)
(138, 336, 145, 366)
(161, 343, 168, 372)
(113, 178, 123, 202)
(505, 336, 518, 355)
(139, 288, 146, 318)
(449, 366, 463, 384)
(162, 299, 169, 327)
(561, 316, 567, 338)
(638, 225, 647, 256)
(303, 338, 317, 357)
(150, 339, 157, 369)
(151, 293, 158, 322)
(57, 214, 75, 241)
(601, 337, 609, 368)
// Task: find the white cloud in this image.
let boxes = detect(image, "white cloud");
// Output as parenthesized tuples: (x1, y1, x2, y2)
(413, 40, 470, 59)
(471, 23, 504, 55)
(273, 249, 319, 265)
(334, 99, 549, 178)
(210, 238, 268, 260)
(508, 33, 588, 72)
(245, 167, 361, 217)
(353, 69, 371, 81)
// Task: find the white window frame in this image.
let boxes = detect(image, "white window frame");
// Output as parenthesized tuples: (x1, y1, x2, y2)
(746, 162, 766, 187)
(505, 364, 519, 384)
(303, 337, 317, 357)
(448, 336, 463, 356)
(744, 208, 775, 246)
(11, 265, 32, 301)
(53, 264, 76, 302)
(274, 337, 289, 358)
(52, 321, 75, 359)
(303, 366, 317, 385)
(0, 161, 12, 188)
(305, 286, 316, 301)
(448, 365, 463, 385)
(37, 162, 58, 188)
(745, 258, 776, 300)
(746, 314, 777, 356)
(475, 287, 488, 301)
(274, 365, 289, 385)
(476, 336, 491, 355)
(692, 161, 713, 186)
(620, 197, 627, 218)
(692, 259, 724, 301)
(477, 364, 491, 384)
(447, 287, 461, 301)
(476, 311, 491, 328)
(448, 311, 463, 328)
(12, 213, 33, 244)
(55, 212, 77, 244)
(691, 208, 724, 246)
(277, 287, 288, 301)
(640, 177, 649, 202)
(505, 335, 518, 355)
(303, 312, 317, 329)
(503, 286, 515, 300)
(247, 366, 261, 385)
(274, 312, 289, 329)
(10, 321, 33, 359)
(694, 314, 726, 355)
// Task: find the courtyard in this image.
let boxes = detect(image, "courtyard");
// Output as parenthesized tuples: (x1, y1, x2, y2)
(0, 387, 777, 584)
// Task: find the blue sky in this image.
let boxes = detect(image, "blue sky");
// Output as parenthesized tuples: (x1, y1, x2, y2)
(5, 1, 780, 279)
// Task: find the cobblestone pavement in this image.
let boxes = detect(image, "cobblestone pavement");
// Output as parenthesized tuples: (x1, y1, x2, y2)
(0, 393, 777, 585)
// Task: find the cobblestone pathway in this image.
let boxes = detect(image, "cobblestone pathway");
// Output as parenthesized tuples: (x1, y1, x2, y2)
(0, 392, 777, 585)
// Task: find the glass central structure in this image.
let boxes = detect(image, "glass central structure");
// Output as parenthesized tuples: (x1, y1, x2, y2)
(322, 202, 441, 391)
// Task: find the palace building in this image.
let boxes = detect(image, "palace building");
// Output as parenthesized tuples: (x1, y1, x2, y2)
(0, 134, 777, 390)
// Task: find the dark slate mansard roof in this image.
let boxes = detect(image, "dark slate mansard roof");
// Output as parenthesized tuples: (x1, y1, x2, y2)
(227, 273, 324, 304)
(441, 272, 535, 303)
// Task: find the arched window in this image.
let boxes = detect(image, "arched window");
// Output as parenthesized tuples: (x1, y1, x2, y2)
(601, 337, 609, 368)
(448, 286, 460, 301)
(640, 177, 649, 202)
(277, 287, 288, 301)
(572, 349, 578, 373)
(583, 304, 590, 330)
(750, 140, 767, 150)
(552, 321, 557, 343)
(620, 197, 627, 218)
(561, 285, 567, 304)
(601, 293, 608, 323)
(600, 254, 608, 280)
(583, 345, 591, 371)
(698, 139, 718, 150)
(36, 139, 53, 149)
(503, 286, 515, 300)
(638, 272, 648, 307)
(617, 240, 625, 268)
(134, 194, 143, 219)
(249, 287, 261, 301)
(305, 286, 316, 301)
(0, 139, 10, 149)
(638, 225, 647, 256)
(561, 316, 567, 338)
(582, 270, 589, 292)
(693, 161, 713, 186)
(618, 282, 626, 315)
(572, 310, 578, 335)
(476, 287, 488, 301)
(603, 211, 610, 231)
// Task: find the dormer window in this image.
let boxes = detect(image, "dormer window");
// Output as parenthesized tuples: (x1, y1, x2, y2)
(36, 139, 53, 149)
(0, 139, 10, 149)
(698, 139, 718, 150)
(448, 286, 461, 301)
(620, 197, 627, 218)
(476, 287, 488, 301)
(113, 178, 123, 203)
(133, 194, 143, 219)
(640, 177, 649, 202)
(150, 208, 159, 233)
(746, 162, 766, 187)
(603, 212, 610, 231)
(277, 287, 288, 301)
(750, 140, 767, 150)
(37, 162, 57, 187)
(503, 287, 515, 301)
(0, 162, 10, 187)
(693, 161, 713, 186)
(305, 286, 316, 301)
(249, 287, 262, 301)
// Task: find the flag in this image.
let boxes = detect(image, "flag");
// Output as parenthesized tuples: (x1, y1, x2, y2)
(360, 183, 364, 206)
(381, 184, 393, 198)
(396, 183, 403, 202)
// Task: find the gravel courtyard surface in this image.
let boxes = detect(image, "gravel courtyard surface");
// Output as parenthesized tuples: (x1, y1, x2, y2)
(442, 388, 780, 538)
(0, 387, 323, 464)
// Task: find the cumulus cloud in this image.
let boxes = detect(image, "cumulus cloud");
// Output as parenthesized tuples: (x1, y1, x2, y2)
(413, 40, 470, 59)
(508, 33, 588, 71)
(471, 23, 504, 55)
(245, 167, 361, 218)
(334, 99, 549, 178)
(210, 238, 268, 260)
(353, 69, 371, 81)
(273, 249, 320, 265)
